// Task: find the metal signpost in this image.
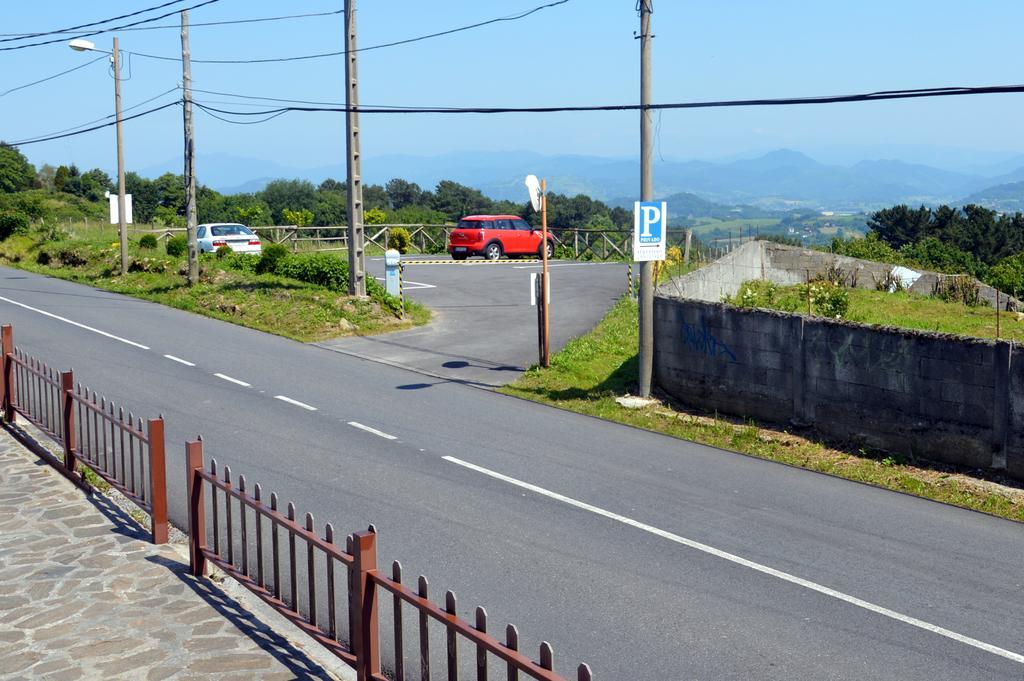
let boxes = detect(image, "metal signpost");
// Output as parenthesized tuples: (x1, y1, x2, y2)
(634, 201, 667, 396)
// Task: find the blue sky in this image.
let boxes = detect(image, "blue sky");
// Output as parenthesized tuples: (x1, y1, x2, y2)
(3, 0, 1024, 176)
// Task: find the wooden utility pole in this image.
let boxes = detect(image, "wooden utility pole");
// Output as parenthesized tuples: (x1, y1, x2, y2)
(112, 37, 128, 275)
(638, 1, 654, 397)
(344, 0, 366, 296)
(181, 11, 199, 285)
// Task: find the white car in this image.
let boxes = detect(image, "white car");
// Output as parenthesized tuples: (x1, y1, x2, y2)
(197, 223, 262, 254)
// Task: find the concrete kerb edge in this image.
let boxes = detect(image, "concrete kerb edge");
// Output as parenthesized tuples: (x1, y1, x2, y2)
(2, 415, 351, 680)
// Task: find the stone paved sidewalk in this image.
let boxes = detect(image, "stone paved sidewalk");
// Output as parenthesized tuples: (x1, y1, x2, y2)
(0, 426, 336, 680)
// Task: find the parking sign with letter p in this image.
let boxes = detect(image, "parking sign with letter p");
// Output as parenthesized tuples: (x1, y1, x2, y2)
(633, 201, 667, 261)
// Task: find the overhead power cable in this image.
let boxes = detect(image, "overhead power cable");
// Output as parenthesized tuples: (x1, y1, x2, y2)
(0, 0, 188, 43)
(8, 101, 181, 146)
(33, 87, 182, 138)
(190, 83, 1024, 118)
(10, 81, 1024, 146)
(0, 8, 343, 37)
(0, 0, 222, 52)
(0, 54, 106, 98)
(128, 0, 572, 64)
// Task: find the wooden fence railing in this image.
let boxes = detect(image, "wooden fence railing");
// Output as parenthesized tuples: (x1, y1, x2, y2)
(0, 324, 168, 543)
(186, 439, 592, 681)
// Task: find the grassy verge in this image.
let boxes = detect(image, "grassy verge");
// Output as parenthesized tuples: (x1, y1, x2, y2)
(0, 228, 429, 342)
(501, 297, 1024, 522)
(733, 281, 1024, 342)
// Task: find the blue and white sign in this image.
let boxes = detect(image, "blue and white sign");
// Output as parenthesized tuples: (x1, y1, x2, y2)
(633, 201, 667, 261)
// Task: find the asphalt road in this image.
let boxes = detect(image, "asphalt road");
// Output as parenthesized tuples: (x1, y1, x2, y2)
(0, 265, 1021, 680)
(319, 256, 629, 386)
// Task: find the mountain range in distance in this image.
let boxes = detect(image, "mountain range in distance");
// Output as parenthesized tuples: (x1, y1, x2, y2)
(137, 148, 1024, 213)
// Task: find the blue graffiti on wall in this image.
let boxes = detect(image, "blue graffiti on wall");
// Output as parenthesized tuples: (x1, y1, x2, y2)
(682, 318, 738, 363)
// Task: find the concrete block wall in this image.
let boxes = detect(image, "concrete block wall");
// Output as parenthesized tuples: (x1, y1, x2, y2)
(654, 296, 1022, 480)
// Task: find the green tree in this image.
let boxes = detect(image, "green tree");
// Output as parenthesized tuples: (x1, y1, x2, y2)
(36, 164, 57, 191)
(313, 191, 347, 226)
(364, 207, 387, 225)
(986, 252, 1024, 299)
(385, 178, 424, 210)
(363, 184, 388, 211)
(259, 179, 316, 224)
(899, 237, 984, 277)
(318, 178, 345, 193)
(430, 180, 492, 221)
(54, 165, 70, 192)
(282, 207, 314, 227)
(234, 203, 267, 225)
(0, 143, 37, 193)
(867, 204, 932, 248)
(830, 232, 902, 264)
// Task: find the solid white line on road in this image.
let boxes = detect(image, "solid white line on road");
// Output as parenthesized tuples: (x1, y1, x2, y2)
(274, 395, 317, 411)
(163, 354, 195, 367)
(347, 421, 397, 440)
(214, 373, 251, 387)
(0, 295, 150, 350)
(441, 455, 1024, 666)
(373, 276, 436, 290)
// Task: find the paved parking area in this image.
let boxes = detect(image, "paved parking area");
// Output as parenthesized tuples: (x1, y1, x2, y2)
(319, 256, 628, 387)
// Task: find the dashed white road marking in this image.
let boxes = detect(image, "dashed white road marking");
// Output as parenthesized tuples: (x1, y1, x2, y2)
(214, 373, 250, 387)
(274, 395, 317, 411)
(163, 354, 195, 366)
(347, 421, 397, 440)
(0, 295, 150, 349)
(441, 455, 1024, 666)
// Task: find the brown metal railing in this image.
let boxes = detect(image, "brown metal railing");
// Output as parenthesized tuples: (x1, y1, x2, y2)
(0, 324, 168, 544)
(185, 439, 592, 681)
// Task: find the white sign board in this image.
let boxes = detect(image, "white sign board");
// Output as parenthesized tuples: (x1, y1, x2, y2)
(633, 201, 667, 262)
(108, 193, 133, 224)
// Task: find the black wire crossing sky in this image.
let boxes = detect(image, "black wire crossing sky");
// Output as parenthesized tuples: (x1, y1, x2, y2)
(9, 83, 1024, 147)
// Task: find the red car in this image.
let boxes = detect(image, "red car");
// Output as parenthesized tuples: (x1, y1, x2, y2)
(448, 215, 555, 261)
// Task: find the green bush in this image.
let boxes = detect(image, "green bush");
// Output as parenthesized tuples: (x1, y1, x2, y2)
(219, 252, 258, 273)
(728, 280, 784, 310)
(933, 275, 982, 306)
(808, 281, 849, 318)
(139, 234, 158, 249)
(256, 242, 289, 274)
(165, 235, 188, 257)
(215, 245, 232, 259)
(388, 227, 412, 254)
(0, 211, 29, 241)
(276, 253, 350, 289)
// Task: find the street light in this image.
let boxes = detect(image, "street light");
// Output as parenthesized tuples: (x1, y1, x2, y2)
(68, 37, 129, 275)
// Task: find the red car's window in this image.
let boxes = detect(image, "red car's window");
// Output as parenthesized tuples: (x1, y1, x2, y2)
(495, 219, 513, 230)
(512, 219, 532, 230)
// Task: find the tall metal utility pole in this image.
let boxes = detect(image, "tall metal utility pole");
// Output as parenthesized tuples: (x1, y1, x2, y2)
(112, 37, 129, 276)
(181, 10, 199, 286)
(344, 0, 366, 296)
(638, 0, 654, 397)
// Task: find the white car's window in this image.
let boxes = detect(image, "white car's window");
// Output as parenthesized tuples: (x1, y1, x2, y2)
(210, 225, 253, 237)
(197, 226, 207, 238)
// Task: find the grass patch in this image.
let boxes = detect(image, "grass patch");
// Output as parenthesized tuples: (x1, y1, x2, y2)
(732, 282, 1023, 342)
(0, 227, 429, 342)
(501, 296, 1024, 522)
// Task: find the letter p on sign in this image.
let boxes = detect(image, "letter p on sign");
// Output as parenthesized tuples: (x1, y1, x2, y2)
(633, 201, 667, 261)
